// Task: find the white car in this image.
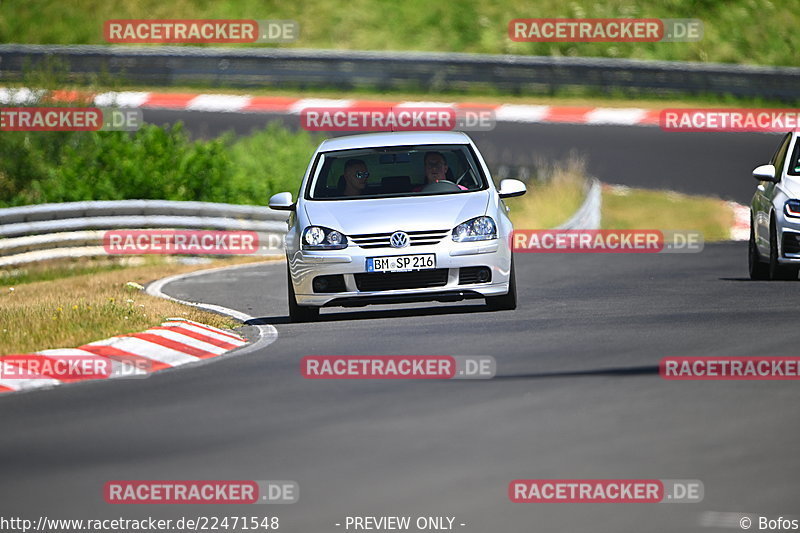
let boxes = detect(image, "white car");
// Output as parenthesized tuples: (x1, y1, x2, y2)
(269, 131, 526, 322)
(750, 131, 800, 280)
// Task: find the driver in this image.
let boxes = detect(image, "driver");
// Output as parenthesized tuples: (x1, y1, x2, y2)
(414, 151, 468, 191)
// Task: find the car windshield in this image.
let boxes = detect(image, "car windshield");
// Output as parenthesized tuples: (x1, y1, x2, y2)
(305, 144, 487, 200)
(789, 137, 800, 176)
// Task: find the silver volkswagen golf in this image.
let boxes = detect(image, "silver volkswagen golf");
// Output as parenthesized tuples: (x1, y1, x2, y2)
(269, 131, 526, 321)
(750, 131, 800, 280)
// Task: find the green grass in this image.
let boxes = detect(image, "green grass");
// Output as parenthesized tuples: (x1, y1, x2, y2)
(0, 258, 259, 355)
(1, 0, 798, 66)
(0, 258, 131, 287)
(602, 185, 734, 241)
(506, 163, 735, 240)
(507, 158, 588, 229)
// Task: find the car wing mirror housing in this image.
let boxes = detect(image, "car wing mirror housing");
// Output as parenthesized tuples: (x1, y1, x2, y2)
(752, 164, 778, 183)
(268, 191, 295, 211)
(498, 179, 527, 199)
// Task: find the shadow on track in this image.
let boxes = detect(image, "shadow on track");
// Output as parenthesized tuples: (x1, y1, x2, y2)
(720, 277, 800, 282)
(495, 365, 659, 381)
(247, 302, 494, 325)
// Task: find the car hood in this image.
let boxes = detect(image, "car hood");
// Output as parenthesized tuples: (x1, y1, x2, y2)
(303, 192, 491, 234)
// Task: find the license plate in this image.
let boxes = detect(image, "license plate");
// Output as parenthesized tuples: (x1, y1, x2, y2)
(366, 254, 436, 272)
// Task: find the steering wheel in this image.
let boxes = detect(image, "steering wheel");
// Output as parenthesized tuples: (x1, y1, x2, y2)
(455, 169, 470, 186)
(421, 180, 461, 193)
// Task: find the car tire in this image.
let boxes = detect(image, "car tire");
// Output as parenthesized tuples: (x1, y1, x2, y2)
(287, 264, 320, 322)
(486, 256, 517, 311)
(749, 219, 770, 280)
(769, 220, 799, 281)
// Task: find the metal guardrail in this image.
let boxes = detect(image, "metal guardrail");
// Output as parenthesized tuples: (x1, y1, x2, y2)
(1, 45, 799, 101)
(0, 200, 288, 267)
(0, 199, 286, 226)
(555, 179, 602, 230)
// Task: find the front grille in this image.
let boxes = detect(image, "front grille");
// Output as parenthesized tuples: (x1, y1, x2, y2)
(354, 269, 449, 291)
(459, 266, 492, 284)
(349, 229, 449, 249)
(783, 232, 800, 256)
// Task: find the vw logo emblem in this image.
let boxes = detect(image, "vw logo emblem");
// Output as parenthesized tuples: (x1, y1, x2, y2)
(390, 231, 410, 248)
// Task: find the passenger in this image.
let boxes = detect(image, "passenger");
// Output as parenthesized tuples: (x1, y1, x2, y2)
(342, 159, 369, 196)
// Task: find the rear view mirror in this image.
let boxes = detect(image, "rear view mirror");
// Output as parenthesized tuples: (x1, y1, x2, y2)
(752, 164, 778, 182)
(268, 191, 295, 211)
(379, 153, 411, 164)
(498, 179, 527, 199)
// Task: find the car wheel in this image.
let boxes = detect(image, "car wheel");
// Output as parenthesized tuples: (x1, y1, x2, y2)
(769, 221, 799, 281)
(287, 264, 320, 322)
(749, 219, 769, 280)
(486, 256, 517, 311)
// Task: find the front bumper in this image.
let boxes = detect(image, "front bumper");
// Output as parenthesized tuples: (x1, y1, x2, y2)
(288, 241, 511, 307)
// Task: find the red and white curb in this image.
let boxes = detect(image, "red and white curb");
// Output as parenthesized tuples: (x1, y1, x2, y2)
(0, 88, 663, 127)
(0, 318, 246, 394)
(0, 261, 281, 397)
(729, 202, 750, 241)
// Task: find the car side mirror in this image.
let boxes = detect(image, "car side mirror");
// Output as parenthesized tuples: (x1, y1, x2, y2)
(268, 191, 295, 211)
(752, 164, 778, 183)
(498, 179, 527, 199)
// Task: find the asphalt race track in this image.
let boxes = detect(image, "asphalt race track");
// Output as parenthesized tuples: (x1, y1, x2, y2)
(1, 243, 799, 532)
(0, 115, 797, 532)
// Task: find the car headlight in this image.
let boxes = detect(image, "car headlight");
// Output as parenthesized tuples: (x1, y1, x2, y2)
(452, 216, 497, 242)
(785, 200, 800, 218)
(302, 226, 348, 250)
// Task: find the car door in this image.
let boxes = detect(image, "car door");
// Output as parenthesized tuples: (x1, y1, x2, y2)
(754, 133, 792, 250)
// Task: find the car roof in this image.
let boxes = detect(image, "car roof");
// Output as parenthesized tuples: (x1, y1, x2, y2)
(317, 131, 473, 152)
